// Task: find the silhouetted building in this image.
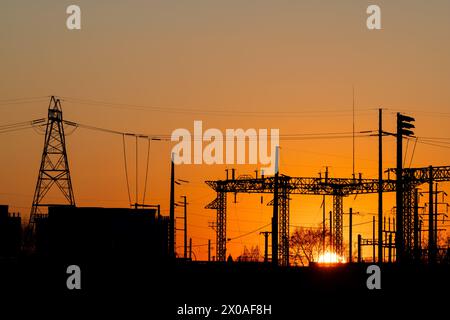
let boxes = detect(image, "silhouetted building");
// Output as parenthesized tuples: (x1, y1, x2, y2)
(0, 205, 22, 257)
(35, 206, 169, 261)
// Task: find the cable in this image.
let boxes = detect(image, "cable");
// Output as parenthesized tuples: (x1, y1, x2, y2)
(142, 138, 151, 205)
(0, 126, 35, 134)
(31, 123, 47, 135)
(416, 140, 450, 150)
(0, 119, 42, 129)
(409, 137, 418, 168)
(60, 96, 376, 118)
(227, 223, 271, 242)
(122, 134, 132, 206)
(0, 96, 49, 102)
(403, 138, 410, 167)
(0, 118, 46, 134)
(63, 119, 375, 141)
(0, 97, 49, 106)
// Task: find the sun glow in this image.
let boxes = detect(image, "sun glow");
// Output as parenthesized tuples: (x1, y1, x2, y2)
(317, 252, 346, 264)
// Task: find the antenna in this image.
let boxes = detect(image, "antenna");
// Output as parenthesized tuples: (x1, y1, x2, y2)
(352, 86, 356, 178)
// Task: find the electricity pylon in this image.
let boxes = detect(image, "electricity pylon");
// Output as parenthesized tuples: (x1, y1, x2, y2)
(29, 96, 75, 227)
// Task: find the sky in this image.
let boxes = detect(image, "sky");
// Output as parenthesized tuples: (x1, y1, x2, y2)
(1, 0, 450, 261)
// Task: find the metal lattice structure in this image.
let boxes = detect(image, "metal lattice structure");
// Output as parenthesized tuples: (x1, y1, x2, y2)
(206, 167, 450, 265)
(29, 96, 75, 226)
(402, 181, 415, 259)
(206, 190, 227, 261)
(387, 166, 450, 262)
(267, 188, 290, 266)
(279, 185, 290, 266)
(333, 194, 344, 256)
(206, 175, 397, 265)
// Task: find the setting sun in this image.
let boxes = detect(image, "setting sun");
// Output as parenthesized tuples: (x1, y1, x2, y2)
(317, 252, 346, 264)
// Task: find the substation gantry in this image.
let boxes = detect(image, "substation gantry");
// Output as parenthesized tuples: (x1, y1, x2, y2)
(206, 166, 450, 266)
(387, 166, 450, 263)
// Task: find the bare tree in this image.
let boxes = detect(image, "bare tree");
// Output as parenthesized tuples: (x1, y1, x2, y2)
(290, 226, 329, 266)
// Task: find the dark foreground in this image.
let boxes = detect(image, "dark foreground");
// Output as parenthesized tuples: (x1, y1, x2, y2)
(1, 258, 449, 318)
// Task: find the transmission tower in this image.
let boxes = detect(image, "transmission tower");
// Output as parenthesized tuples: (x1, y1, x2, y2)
(29, 96, 75, 226)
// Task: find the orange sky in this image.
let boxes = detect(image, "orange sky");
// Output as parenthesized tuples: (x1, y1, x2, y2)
(1, 0, 450, 261)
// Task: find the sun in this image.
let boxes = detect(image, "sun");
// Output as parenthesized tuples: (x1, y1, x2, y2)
(317, 252, 346, 264)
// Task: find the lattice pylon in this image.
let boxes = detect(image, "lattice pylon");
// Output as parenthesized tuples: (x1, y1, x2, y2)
(278, 188, 290, 267)
(206, 191, 227, 262)
(267, 187, 290, 267)
(402, 183, 415, 260)
(333, 194, 344, 256)
(29, 96, 75, 226)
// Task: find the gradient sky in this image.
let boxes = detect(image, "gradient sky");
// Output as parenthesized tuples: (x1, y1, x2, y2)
(1, 0, 450, 261)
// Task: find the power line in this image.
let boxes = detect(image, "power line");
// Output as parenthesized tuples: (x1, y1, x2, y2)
(60, 96, 376, 117)
(0, 96, 49, 106)
(227, 223, 271, 242)
(0, 118, 46, 134)
(142, 138, 151, 205)
(122, 134, 132, 206)
(0, 96, 49, 102)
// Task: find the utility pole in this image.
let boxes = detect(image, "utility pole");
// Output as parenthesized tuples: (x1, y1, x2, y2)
(435, 183, 438, 250)
(357, 234, 362, 263)
(414, 189, 419, 261)
(181, 196, 187, 259)
(329, 210, 333, 252)
(396, 113, 415, 263)
(378, 108, 383, 264)
(169, 153, 175, 259)
(373, 216, 376, 263)
(135, 136, 138, 209)
(189, 238, 192, 260)
(272, 146, 279, 266)
(260, 231, 271, 263)
(388, 234, 392, 263)
(349, 208, 353, 263)
(429, 166, 435, 263)
(208, 239, 211, 262)
(322, 195, 326, 255)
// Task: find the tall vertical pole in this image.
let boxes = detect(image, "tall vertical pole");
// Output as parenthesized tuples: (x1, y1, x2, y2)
(322, 195, 326, 255)
(373, 216, 376, 262)
(136, 136, 138, 208)
(378, 108, 383, 264)
(208, 239, 211, 262)
(429, 166, 435, 263)
(388, 234, 392, 263)
(261, 232, 270, 263)
(414, 189, 419, 261)
(383, 217, 386, 261)
(435, 183, 438, 249)
(272, 146, 279, 266)
(189, 238, 192, 260)
(329, 210, 333, 252)
(169, 153, 175, 259)
(349, 208, 353, 263)
(419, 220, 422, 249)
(396, 113, 404, 263)
(182, 196, 187, 259)
(357, 234, 362, 263)
(352, 86, 356, 179)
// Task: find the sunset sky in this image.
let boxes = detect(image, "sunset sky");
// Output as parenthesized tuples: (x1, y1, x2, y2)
(1, 0, 450, 261)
